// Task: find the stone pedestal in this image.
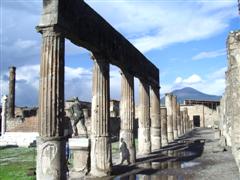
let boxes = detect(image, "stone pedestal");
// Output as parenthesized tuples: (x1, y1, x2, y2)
(1, 95, 7, 136)
(90, 55, 111, 177)
(138, 80, 151, 155)
(69, 138, 90, 173)
(120, 70, 136, 163)
(36, 137, 67, 180)
(8, 67, 16, 119)
(150, 86, 161, 151)
(160, 107, 168, 146)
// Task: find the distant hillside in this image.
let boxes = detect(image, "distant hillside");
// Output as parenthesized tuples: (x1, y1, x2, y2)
(161, 87, 221, 105)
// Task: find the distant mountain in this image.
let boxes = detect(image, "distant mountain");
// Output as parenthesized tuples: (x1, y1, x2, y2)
(160, 87, 221, 105)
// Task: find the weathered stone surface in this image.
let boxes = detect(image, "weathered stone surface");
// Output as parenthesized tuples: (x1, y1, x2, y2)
(220, 30, 240, 172)
(172, 95, 178, 139)
(150, 86, 161, 151)
(1, 95, 7, 136)
(165, 93, 173, 142)
(8, 67, 16, 119)
(37, 27, 66, 179)
(90, 55, 111, 176)
(120, 70, 136, 163)
(180, 111, 184, 135)
(160, 107, 168, 146)
(36, 137, 67, 180)
(176, 103, 181, 137)
(69, 138, 90, 173)
(138, 80, 151, 155)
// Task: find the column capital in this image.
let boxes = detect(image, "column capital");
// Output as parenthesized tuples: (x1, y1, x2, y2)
(36, 25, 63, 37)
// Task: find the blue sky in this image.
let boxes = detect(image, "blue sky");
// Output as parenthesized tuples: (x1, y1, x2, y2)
(0, 0, 239, 106)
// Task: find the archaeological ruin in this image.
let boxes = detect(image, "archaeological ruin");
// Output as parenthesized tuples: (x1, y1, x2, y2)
(1, 0, 240, 180)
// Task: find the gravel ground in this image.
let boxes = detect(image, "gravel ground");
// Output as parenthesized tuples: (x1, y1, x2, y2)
(183, 128, 240, 180)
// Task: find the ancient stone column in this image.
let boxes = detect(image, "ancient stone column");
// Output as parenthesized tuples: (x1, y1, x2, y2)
(183, 108, 188, 133)
(228, 31, 240, 171)
(1, 95, 8, 136)
(90, 54, 111, 176)
(36, 27, 67, 180)
(165, 93, 173, 142)
(172, 95, 178, 139)
(160, 107, 168, 146)
(138, 79, 151, 155)
(150, 85, 161, 151)
(176, 104, 181, 137)
(8, 66, 16, 119)
(120, 70, 136, 163)
(180, 111, 184, 135)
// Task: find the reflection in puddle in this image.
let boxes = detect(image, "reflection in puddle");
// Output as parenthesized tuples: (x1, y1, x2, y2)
(181, 161, 200, 168)
(136, 174, 189, 180)
(114, 139, 204, 180)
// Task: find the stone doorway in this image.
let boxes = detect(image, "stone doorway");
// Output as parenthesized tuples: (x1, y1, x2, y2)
(193, 115, 200, 127)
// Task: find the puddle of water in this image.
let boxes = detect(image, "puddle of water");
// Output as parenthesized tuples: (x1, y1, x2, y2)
(181, 161, 200, 168)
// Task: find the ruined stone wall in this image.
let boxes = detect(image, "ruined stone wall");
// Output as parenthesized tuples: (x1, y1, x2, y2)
(220, 31, 240, 171)
(219, 95, 232, 146)
(180, 105, 218, 128)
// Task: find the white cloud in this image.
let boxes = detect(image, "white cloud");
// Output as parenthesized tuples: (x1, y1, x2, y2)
(0, 64, 125, 106)
(192, 49, 226, 60)
(174, 74, 203, 85)
(162, 67, 226, 95)
(87, 0, 236, 53)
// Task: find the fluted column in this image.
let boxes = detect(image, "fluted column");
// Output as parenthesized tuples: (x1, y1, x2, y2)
(183, 108, 188, 133)
(176, 104, 181, 137)
(120, 70, 136, 163)
(1, 95, 7, 136)
(150, 85, 161, 151)
(90, 54, 111, 176)
(36, 27, 66, 180)
(172, 95, 178, 139)
(160, 107, 168, 146)
(138, 79, 151, 155)
(8, 66, 16, 119)
(180, 111, 184, 135)
(165, 93, 173, 142)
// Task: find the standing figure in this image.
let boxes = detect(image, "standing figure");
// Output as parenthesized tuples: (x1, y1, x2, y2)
(120, 138, 130, 165)
(68, 98, 87, 137)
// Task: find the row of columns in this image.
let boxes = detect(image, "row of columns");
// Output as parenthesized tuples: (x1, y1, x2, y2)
(36, 27, 161, 179)
(165, 93, 191, 143)
(36, 28, 192, 179)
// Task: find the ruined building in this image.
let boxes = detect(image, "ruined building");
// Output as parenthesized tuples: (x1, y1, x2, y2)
(219, 30, 240, 172)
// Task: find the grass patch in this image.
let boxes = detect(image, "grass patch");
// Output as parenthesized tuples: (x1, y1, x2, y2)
(0, 138, 139, 179)
(0, 147, 36, 180)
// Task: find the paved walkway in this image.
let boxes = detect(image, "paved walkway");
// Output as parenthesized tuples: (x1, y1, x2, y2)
(70, 128, 240, 179)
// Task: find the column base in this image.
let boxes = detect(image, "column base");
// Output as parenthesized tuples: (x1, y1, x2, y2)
(36, 136, 67, 180)
(150, 127, 161, 151)
(161, 136, 168, 146)
(90, 136, 112, 177)
(167, 132, 174, 142)
(173, 130, 178, 139)
(138, 128, 151, 155)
